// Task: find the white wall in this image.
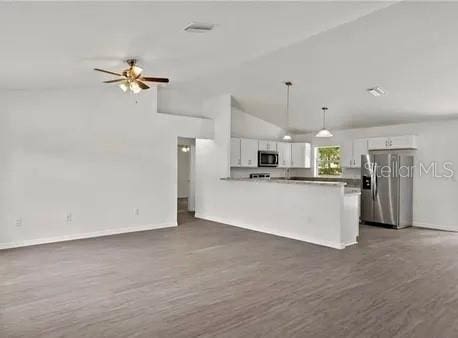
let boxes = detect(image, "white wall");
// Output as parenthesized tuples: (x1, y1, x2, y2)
(195, 94, 232, 218)
(0, 87, 212, 248)
(293, 119, 458, 231)
(231, 107, 285, 140)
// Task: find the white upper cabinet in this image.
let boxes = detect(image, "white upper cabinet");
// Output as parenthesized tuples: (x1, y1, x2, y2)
(240, 138, 258, 167)
(258, 140, 277, 151)
(230, 138, 241, 167)
(352, 138, 369, 167)
(290, 143, 311, 168)
(277, 142, 292, 168)
(367, 137, 390, 150)
(367, 135, 417, 150)
(341, 140, 354, 168)
(389, 135, 417, 149)
(342, 138, 368, 168)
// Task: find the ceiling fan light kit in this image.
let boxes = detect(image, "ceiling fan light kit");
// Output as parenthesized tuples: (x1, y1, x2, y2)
(94, 59, 169, 94)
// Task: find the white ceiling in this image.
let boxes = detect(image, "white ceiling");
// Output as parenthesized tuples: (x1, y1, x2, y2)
(3, 1, 458, 131)
(210, 1, 458, 132)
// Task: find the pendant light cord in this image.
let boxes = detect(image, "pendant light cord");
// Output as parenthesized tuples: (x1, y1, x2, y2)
(285, 82, 292, 129)
(286, 84, 290, 127)
(322, 107, 328, 129)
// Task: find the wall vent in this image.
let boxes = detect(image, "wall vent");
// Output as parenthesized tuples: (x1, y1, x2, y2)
(184, 22, 215, 33)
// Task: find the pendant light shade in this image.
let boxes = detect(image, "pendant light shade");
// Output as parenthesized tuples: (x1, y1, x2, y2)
(316, 128, 333, 138)
(283, 81, 293, 141)
(282, 134, 292, 141)
(316, 107, 333, 138)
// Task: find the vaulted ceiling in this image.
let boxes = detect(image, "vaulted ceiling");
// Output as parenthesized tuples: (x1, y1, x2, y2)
(2, 1, 458, 131)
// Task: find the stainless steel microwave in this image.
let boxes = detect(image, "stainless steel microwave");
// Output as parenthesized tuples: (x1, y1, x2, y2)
(258, 151, 279, 167)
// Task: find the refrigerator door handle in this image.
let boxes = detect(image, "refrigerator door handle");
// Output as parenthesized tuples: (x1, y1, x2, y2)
(372, 163, 377, 200)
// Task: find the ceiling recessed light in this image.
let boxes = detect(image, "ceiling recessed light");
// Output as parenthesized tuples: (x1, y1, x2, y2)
(367, 87, 386, 97)
(184, 22, 215, 33)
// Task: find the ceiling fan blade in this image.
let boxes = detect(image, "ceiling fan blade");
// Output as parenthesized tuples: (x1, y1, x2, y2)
(136, 80, 150, 90)
(94, 68, 122, 76)
(103, 79, 125, 83)
(140, 76, 169, 83)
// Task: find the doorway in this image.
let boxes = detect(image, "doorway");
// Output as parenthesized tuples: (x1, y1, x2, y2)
(177, 137, 196, 225)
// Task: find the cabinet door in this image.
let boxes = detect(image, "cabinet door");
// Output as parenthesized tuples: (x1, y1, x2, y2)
(258, 140, 277, 151)
(352, 138, 368, 168)
(268, 141, 277, 151)
(291, 143, 311, 168)
(230, 138, 241, 167)
(389, 135, 417, 149)
(367, 137, 389, 150)
(277, 142, 291, 168)
(241, 138, 258, 167)
(341, 140, 354, 168)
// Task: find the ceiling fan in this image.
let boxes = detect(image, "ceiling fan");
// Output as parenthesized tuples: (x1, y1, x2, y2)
(94, 59, 169, 94)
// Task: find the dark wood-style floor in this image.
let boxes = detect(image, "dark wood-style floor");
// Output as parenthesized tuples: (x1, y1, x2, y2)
(1, 214, 458, 338)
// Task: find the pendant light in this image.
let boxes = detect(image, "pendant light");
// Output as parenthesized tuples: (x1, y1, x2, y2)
(282, 81, 293, 141)
(316, 107, 333, 138)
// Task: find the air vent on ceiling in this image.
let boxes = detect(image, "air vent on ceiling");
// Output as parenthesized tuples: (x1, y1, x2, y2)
(367, 87, 386, 97)
(184, 22, 215, 33)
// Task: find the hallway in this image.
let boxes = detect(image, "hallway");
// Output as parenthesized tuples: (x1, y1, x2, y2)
(177, 198, 196, 225)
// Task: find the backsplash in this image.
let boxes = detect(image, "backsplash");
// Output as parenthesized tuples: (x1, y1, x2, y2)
(290, 167, 361, 179)
(230, 167, 287, 179)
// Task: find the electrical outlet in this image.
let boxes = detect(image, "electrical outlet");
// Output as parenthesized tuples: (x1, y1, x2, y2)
(15, 217, 22, 227)
(135, 208, 140, 216)
(66, 212, 72, 224)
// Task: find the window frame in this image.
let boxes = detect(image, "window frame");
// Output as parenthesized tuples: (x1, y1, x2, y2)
(314, 145, 343, 178)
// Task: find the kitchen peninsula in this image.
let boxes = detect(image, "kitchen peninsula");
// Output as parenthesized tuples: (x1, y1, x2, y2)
(217, 178, 360, 249)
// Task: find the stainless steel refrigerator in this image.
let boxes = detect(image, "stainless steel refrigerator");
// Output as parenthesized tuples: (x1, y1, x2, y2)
(361, 153, 413, 229)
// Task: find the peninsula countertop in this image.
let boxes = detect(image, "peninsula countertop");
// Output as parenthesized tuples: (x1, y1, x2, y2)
(220, 177, 346, 187)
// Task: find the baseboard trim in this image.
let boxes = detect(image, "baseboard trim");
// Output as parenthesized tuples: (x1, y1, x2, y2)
(413, 221, 458, 232)
(198, 214, 345, 250)
(0, 222, 177, 250)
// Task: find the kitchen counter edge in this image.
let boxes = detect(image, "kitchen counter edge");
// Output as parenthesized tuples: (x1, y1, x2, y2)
(220, 178, 347, 187)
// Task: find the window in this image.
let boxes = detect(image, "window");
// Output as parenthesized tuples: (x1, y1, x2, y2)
(314, 146, 342, 177)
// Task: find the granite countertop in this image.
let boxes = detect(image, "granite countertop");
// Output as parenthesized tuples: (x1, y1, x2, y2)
(220, 177, 346, 187)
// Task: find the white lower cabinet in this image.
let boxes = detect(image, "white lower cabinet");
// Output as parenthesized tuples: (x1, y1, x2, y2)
(290, 143, 311, 168)
(230, 138, 241, 167)
(240, 138, 258, 167)
(277, 142, 292, 168)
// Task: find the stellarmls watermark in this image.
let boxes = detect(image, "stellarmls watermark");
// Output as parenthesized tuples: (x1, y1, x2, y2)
(364, 161, 455, 178)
